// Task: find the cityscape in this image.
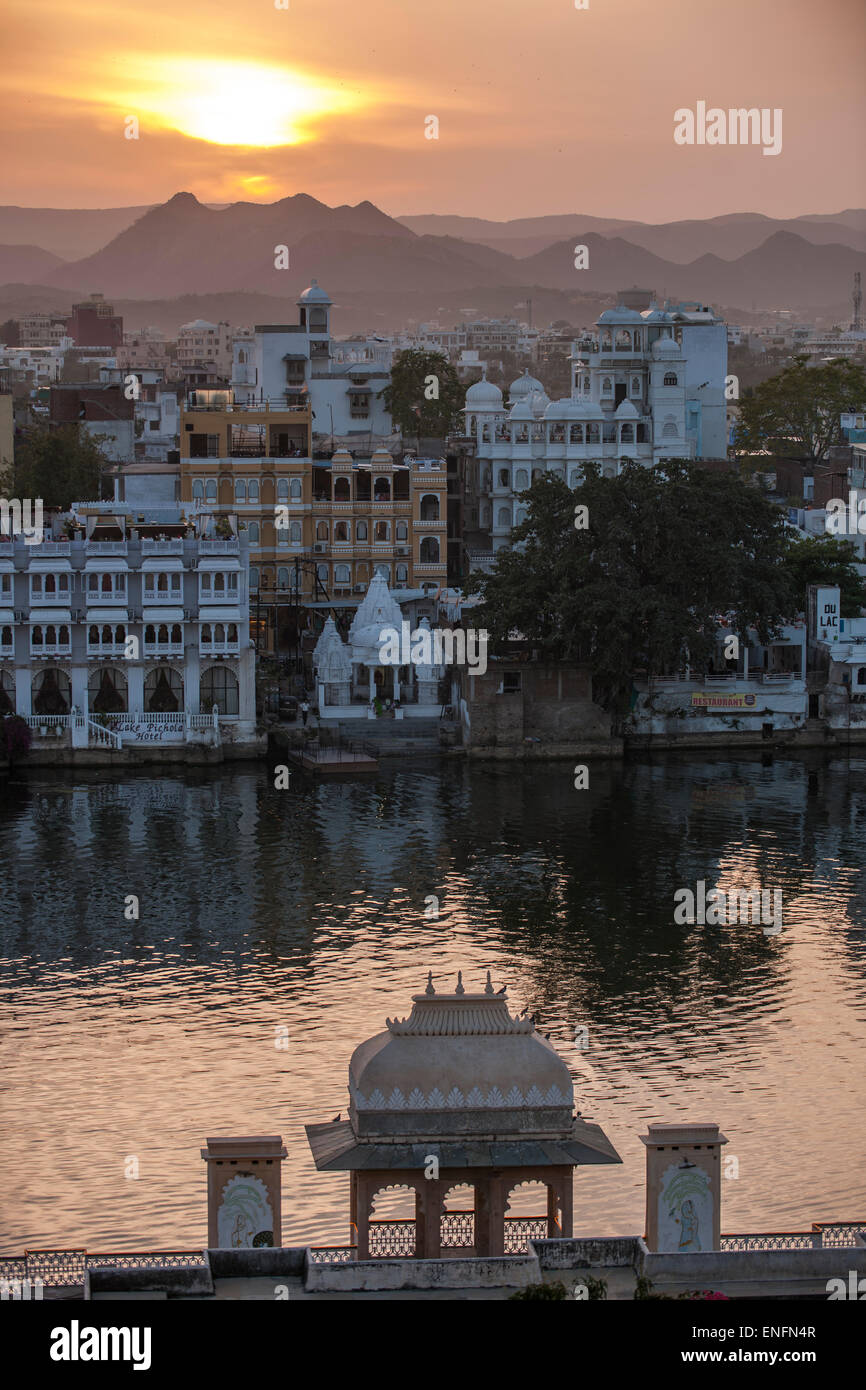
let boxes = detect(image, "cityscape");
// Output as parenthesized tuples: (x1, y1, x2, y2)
(0, 0, 864, 1360)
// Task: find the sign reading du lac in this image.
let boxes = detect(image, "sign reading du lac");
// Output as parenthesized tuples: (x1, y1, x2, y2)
(809, 585, 841, 643)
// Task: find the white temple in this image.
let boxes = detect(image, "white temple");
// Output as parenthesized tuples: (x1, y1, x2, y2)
(313, 574, 443, 718)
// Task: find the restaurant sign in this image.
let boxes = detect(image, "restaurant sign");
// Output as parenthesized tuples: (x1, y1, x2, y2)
(691, 692, 758, 710)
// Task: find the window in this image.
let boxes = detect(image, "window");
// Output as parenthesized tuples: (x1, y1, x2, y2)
(192, 480, 204, 501)
(374, 520, 390, 542)
(663, 372, 678, 387)
(247, 521, 260, 543)
(420, 536, 439, 563)
(515, 469, 528, 490)
(334, 564, 350, 584)
(335, 521, 349, 542)
(205, 479, 217, 503)
(316, 521, 329, 541)
(277, 567, 289, 590)
(277, 478, 289, 501)
(290, 522, 301, 544)
(496, 507, 510, 528)
(235, 479, 246, 502)
(503, 672, 522, 693)
(290, 479, 302, 500)
(356, 521, 368, 541)
(631, 376, 641, 395)
(419, 494, 439, 521)
(395, 563, 408, 584)
(316, 564, 328, 585)
(248, 479, 259, 503)
(395, 521, 408, 541)
(249, 566, 259, 590)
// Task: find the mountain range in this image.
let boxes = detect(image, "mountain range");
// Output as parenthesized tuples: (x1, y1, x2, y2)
(0, 194, 862, 320)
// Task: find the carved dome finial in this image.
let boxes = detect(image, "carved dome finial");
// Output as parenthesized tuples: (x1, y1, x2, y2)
(425, 970, 435, 996)
(485, 970, 494, 995)
(455, 970, 464, 995)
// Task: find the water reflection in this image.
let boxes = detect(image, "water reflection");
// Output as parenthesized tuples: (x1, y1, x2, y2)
(1, 751, 864, 1251)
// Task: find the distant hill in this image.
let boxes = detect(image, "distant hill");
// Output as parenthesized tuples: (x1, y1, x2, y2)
(0, 206, 153, 260)
(398, 211, 866, 262)
(0, 245, 65, 283)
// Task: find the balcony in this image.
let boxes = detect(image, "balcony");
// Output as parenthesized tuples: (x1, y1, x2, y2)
(141, 539, 184, 556)
(200, 640, 240, 656)
(86, 541, 128, 556)
(30, 588, 72, 606)
(86, 641, 128, 658)
(34, 542, 70, 557)
(86, 588, 127, 605)
(142, 589, 182, 605)
(142, 641, 184, 658)
(30, 639, 71, 657)
(198, 540, 239, 555)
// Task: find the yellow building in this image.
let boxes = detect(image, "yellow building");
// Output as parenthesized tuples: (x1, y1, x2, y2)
(179, 395, 447, 654)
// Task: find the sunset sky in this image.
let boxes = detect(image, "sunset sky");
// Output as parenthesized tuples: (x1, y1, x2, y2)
(3, 0, 864, 219)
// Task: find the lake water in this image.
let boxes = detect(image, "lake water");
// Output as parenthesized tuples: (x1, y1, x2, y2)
(1, 751, 865, 1253)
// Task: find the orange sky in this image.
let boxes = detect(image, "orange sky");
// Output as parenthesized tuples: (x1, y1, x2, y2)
(2, 0, 864, 219)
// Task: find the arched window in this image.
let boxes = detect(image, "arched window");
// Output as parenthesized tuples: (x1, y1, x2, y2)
(277, 568, 289, 590)
(420, 537, 439, 563)
(277, 478, 289, 501)
(615, 329, 631, 350)
(89, 665, 127, 713)
(374, 520, 390, 542)
(192, 479, 204, 501)
(247, 521, 260, 543)
(234, 479, 246, 502)
(44, 574, 56, 593)
(395, 563, 408, 584)
(662, 420, 678, 438)
(201, 623, 212, 644)
(205, 479, 217, 503)
(334, 564, 350, 584)
(569, 423, 583, 444)
(144, 666, 182, 713)
(335, 521, 349, 542)
(373, 477, 391, 501)
(247, 479, 259, 503)
(170, 624, 182, 645)
(631, 376, 641, 395)
(238, 349, 246, 364)
(620, 423, 634, 443)
(249, 566, 259, 590)
(395, 521, 408, 541)
(316, 564, 328, 585)
(316, 521, 329, 541)
(498, 469, 509, 487)
(663, 372, 678, 387)
(290, 478, 302, 500)
(496, 507, 510, 528)
(356, 521, 368, 540)
(32, 667, 70, 715)
(334, 477, 350, 501)
(601, 377, 613, 396)
(290, 522, 301, 544)
(419, 494, 439, 521)
(0, 669, 15, 715)
(515, 469, 529, 490)
(88, 625, 99, 645)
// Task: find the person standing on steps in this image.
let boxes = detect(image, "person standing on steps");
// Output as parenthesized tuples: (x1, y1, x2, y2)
(300, 698, 310, 727)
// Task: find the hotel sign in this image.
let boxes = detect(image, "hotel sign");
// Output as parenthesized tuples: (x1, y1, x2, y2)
(114, 718, 185, 742)
(691, 692, 758, 709)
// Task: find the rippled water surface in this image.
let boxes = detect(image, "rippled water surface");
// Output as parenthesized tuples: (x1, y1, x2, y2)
(1, 752, 865, 1253)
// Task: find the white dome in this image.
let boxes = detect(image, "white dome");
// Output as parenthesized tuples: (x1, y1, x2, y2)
(525, 388, 550, 417)
(509, 368, 545, 400)
(508, 399, 535, 421)
(615, 398, 640, 418)
(652, 334, 682, 359)
(298, 278, 332, 304)
(598, 306, 645, 325)
(465, 366, 503, 410)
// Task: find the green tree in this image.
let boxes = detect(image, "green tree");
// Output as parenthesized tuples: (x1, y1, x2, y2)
(465, 462, 794, 720)
(781, 534, 866, 617)
(734, 356, 866, 465)
(380, 349, 464, 446)
(13, 423, 109, 509)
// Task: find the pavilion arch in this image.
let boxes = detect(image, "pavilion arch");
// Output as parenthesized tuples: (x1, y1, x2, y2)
(144, 664, 183, 713)
(419, 493, 440, 521)
(0, 668, 14, 715)
(615, 329, 632, 350)
(32, 666, 71, 715)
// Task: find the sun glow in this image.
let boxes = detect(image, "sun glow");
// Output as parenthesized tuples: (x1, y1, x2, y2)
(126, 59, 356, 147)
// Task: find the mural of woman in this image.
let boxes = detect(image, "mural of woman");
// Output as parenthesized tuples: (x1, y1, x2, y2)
(678, 1197, 701, 1251)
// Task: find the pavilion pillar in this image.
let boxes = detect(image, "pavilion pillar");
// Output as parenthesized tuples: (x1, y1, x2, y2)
(415, 1179, 442, 1259)
(547, 1181, 559, 1238)
(560, 1169, 574, 1238)
(355, 1173, 371, 1261)
(479, 1174, 505, 1257)
(349, 1173, 358, 1251)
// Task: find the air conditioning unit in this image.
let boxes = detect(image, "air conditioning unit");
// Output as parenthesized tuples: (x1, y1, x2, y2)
(184, 610, 195, 621)
(353, 584, 365, 593)
(15, 610, 27, 622)
(314, 542, 327, 553)
(396, 546, 409, 555)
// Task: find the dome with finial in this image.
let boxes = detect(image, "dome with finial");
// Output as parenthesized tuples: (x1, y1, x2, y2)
(347, 972, 575, 1141)
(509, 367, 545, 402)
(464, 364, 503, 411)
(298, 278, 331, 304)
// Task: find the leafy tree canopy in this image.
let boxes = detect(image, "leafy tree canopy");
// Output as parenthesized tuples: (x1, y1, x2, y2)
(465, 461, 797, 716)
(14, 423, 109, 510)
(380, 348, 464, 443)
(733, 356, 866, 465)
(780, 533, 866, 617)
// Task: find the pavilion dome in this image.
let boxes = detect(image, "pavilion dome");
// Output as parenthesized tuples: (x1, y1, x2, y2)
(347, 573, 404, 666)
(465, 365, 503, 411)
(298, 278, 332, 304)
(348, 972, 575, 1141)
(525, 388, 550, 417)
(507, 399, 535, 422)
(597, 306, 645, 325)
(313, 617, 352, 683)
(509, 368, 545, 401)
(615, 398, 640, 418)
(652, 333, 682, 359)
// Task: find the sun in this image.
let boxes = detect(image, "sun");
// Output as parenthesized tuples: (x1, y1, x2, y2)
(125, 58, 355, 148)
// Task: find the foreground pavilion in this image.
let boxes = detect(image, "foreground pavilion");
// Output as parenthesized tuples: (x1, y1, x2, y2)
(305, 972, 621, 1259)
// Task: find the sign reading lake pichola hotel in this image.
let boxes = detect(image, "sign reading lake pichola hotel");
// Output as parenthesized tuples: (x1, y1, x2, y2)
(691, 692, 758, 710)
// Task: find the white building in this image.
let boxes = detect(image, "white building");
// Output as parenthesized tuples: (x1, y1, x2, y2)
(231, 283, 394, 450)
(0, 524, 255, 752)
(464, 300, 728, 553)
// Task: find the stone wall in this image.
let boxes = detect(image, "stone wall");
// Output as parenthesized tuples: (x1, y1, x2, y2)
(460, 663, 617, 757)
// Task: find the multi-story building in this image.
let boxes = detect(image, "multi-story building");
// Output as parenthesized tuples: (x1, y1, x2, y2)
(176, 320, 241, 381)
(178, 390, 447, 654)
(49, 383, 135, 463)
(461, 298, 728, 558)
(66, 294, 123, 349)
(14, 313, 70, 348)
(231, 284, 393, 449)
(0, 521, 255, 749)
